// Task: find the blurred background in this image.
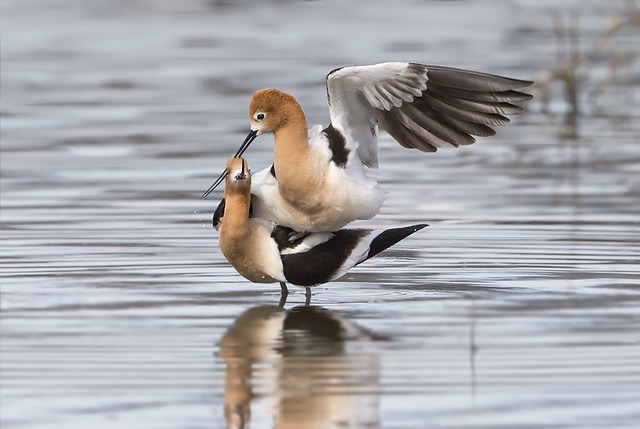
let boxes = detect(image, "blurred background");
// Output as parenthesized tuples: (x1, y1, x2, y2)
(1, 0, 639, 428)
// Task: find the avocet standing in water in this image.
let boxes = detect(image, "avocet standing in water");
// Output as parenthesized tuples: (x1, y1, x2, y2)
(203, 62, 533, 231)
(217, 157, 427, 303)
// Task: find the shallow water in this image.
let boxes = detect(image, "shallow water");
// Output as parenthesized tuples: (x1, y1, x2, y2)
(1, 0, 639, 428)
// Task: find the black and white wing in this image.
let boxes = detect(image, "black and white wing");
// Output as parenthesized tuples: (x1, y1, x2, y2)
(271, 223, 427, 287)
(326, 62, 533, 168)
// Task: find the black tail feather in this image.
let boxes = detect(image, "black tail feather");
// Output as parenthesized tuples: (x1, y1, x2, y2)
(363, 224, 428, 262)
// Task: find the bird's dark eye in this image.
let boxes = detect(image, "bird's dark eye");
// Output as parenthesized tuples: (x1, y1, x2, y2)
(255, 112, 265, 121)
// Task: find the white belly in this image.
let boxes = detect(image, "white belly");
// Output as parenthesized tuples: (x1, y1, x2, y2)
(252, 164, 384, 232)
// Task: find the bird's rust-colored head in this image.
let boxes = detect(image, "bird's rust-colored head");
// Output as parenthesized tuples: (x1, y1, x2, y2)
(224, 157, 251, 196)
(248, 88, 302, 135)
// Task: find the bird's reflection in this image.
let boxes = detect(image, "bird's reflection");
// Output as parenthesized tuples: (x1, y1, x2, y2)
(218, 305, 383, 428)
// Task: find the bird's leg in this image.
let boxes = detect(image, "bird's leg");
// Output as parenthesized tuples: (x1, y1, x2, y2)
(280, 282, 289, 294)
(278, 282, 288, 308)
(305, 287, 311, 306)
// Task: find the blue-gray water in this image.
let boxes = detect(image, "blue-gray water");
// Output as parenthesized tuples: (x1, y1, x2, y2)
(1, 0, 639, 428)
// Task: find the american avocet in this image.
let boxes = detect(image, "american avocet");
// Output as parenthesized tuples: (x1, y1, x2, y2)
(203, 62, 532, 232)
(217, 157, 427, 303)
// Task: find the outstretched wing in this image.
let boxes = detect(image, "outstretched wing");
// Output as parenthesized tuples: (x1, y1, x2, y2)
(326, 62, 533, 168)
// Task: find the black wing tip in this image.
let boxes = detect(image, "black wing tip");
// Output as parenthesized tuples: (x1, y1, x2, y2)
(403, 223, 429, 235)
(513, 79, 535, 89)
(423, 64, 535, 91)
(516, 91, 534, 101)
(364, 223, 428, 262)
(494, 77, 534, 90)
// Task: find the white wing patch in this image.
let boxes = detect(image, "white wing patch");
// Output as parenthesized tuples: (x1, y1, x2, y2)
(330, 62, 428, 111)
(280, 232, 334, 255)
(362, 74, 426, 110)
(326, 62, 429, 168)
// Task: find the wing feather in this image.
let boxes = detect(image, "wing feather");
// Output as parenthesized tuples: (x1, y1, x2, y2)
(326, 62, 533, 163)
(375, 109, 439, 152)
(410, 97, 497, 137)
(424, 65, 532, 92)
(427, 82, 533, 102)
(402, 103, 475, 145)
(420, 93, 512, 126)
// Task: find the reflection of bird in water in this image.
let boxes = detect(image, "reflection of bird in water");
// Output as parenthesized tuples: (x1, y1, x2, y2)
(216, 157, 427, 304)
(203, 62, 532, 232)
(219, 305, 382, 428)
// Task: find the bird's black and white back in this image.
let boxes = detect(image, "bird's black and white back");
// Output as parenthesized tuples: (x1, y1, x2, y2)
(270, 224, 428, 287)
